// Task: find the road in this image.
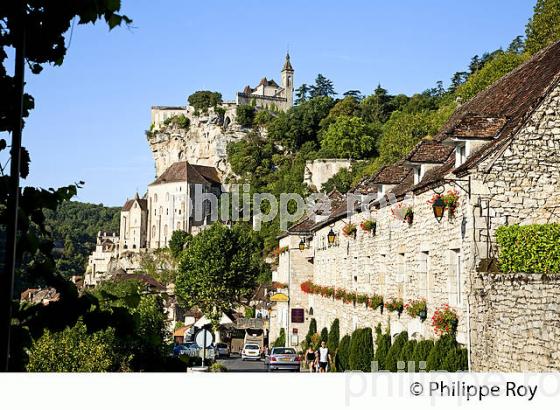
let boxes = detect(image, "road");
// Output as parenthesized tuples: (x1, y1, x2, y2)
(217, 355, 267, 372)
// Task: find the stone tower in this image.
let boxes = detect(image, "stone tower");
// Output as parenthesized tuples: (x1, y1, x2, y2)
(281, 52, 294, 109)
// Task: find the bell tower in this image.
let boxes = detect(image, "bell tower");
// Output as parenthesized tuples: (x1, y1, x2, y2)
(281, 52, 294, 109)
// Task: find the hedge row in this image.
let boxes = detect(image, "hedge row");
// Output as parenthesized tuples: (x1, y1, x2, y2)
(496, 224, 560, 273)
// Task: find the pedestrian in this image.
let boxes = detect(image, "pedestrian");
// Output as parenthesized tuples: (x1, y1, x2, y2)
(304, 345, 316, 372)
(317, 341, 331, 373)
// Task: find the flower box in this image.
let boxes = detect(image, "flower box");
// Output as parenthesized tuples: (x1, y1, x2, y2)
(404, 299, 427, 321)
(360, 219, 377, 235)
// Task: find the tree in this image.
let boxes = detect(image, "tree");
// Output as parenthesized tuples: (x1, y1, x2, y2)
(507, 35, 525, 54)
(441, 346, 468, 372)
(321, 167, 354, 194)
(295, 84, 311, 104)
(187, 91, 223, 115)
(343, 90, 363, 100)
(384, 331, 408, 372)
(175, 223, 267, 323)
(411, 339, 434, 372)
(335, 334, 351, 372)
(449, 71, 469, 93)
(26, 321, 125, 372)
(373, 324, 391, 371)
(309, 74, 336, 98)
(236, 104, 256, 127)
(320, 327, 329, 345)
(0, 1, 131, 371)
(360, 85, 395, 123)
(398, 339, 417, 371)
(349, 327, 374, 371)
(327, 319, 340, 353)
(273, 328, 286, 347)
(168, 230, 192, 259)
(426, 334, 456, 371)
(525, 0, 560, 55)
(306, 318, 318, 344)
(320, 116, 379, 159)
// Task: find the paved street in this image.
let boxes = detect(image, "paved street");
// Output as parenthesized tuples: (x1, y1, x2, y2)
(218, 355, 267, 372)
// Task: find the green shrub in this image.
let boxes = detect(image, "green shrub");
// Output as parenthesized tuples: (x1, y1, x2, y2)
(335, 335, 351, 372)
(188, 90, 222, 114)
(163, 114, 190, 129)
(373, 325, 391, 370)
(426, 334, 456, 371)
(327, 319, 340, 353)
(441, 347, 468, 372)
(273, 328, 286, 347)
(349, 328, 374, 371)
(306, 318, 317, 344)
(411, 340, 434, 372)
(496, 224, 560, 273)
(398, 339, 417, 371)
(210, 362, 228, 372)
(320, 327, 329, 344)
(236, 104, 256, 127)
(385, 331, 408, 372)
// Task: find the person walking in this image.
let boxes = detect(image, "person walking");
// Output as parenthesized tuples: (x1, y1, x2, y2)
(317, 341, 331, 373)
(304, 346, 316, 372)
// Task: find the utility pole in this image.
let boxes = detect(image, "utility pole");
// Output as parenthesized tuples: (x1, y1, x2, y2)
(0, 0, 26, 372)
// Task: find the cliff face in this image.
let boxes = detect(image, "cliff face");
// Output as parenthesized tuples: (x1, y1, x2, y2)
(147, 105, 248, 178)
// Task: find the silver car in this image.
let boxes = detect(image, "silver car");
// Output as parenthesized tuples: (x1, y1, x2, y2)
(265, 347, 301, 372)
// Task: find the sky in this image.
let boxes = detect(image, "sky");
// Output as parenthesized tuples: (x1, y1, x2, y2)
(15, 0, 535, 206)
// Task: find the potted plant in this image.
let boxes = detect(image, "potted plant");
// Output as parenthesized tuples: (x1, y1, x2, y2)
(356, 293, 368, 306)
(431, 304, 459, 335)
(342, 223, 357, 238)
(300, 280, 312, 294)
(360, 219, 377, 235)
(404, 299, 428, 321)
(384, 298, 404, 316)
(391, 204, 414, 225)
(368, 294, 384, 311)
(404, 208, 414, 225)
(443, 189, 460, 218)
(335, 288, 346, 301)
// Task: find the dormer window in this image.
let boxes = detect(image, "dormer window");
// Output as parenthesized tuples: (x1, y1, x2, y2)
(455, 143, 467, 167)
(414, 166, 422, 185)
(376, 185, 384, 199)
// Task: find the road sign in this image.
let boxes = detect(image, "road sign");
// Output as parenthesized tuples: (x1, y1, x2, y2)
(195, 329, 213, 348)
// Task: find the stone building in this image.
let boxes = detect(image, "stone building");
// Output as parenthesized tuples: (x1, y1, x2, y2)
(120, 193, 148, 251)
(271, 41, 560, 370)
(304, 159, 354, 192)
(237, 53, 294, 111)
(146, 160, 222, 249)
(85, 231, 119, 286)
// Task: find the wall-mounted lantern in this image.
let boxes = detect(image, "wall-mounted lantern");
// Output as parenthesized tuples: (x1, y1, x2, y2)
(298, 238, 306, 251)
(432, 196, 446, 223)
(327, 228, 336, 245)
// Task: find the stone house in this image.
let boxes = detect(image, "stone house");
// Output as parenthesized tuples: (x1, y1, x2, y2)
(120, 193, 148, 251)
(271, 41, 560, 369)
(85, 231, 119, 286)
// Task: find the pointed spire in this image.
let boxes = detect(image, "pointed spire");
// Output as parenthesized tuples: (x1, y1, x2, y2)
(282, 52, 293, 72)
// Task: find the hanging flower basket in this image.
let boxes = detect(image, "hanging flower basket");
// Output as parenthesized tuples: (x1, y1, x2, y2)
(342, 223, 357, 238)
(431, 304, 459, 336)
(367, 294, 384, 311)
(384, 298, 404, 316)
(428, 189, 460, 219)
(404, 299, 427, 321)
(392, 204, 414, 225)
(360, 219, 377, 235)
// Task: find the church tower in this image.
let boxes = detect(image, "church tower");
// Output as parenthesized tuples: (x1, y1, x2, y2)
(281, 53, 294, 109)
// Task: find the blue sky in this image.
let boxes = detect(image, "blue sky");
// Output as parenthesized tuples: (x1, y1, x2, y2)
(17, 0, 534, 206)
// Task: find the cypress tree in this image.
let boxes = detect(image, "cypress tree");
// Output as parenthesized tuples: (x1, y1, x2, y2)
(398, 339, 417, 371)
(306, 318, 317, 344)
(411, 339, 434, 372)
(385, 331, 408, 372)
(373, 326, 391, 371)
(441, 347, 469, 372)
(336, 334, 351, 372)
(349, 328, 374, 371)
(320, 327, 329, 344)
(327, 319, 340, 353)
(426, 334, 456, 371)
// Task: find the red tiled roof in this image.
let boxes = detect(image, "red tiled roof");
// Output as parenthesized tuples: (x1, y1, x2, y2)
(149, 161, 221, 186)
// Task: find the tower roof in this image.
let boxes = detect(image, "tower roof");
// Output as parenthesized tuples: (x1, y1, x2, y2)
(282, 52, 293, 72)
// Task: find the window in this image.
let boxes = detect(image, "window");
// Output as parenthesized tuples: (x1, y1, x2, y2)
(291, 308, 304, 323)
(396, 253, 405, 283)
(418, 251, 430, 299)
(151, 226, 156, 238)
(414, 166, 422, 184)
(154, 194, 158, 203)
(455, 144, 466, 167)
(448, 249, 462, 306)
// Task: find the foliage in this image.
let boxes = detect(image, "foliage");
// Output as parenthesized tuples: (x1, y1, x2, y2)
(320, 327, 329, 345)
(273, 328, 286, 347)
(321, 167, 354, 193)
(43, 201, 120, 280)
(525, 0, 560, 55)
(254, 110, 274, 127)
(360, 219, 376, 232)
(175, 223, 268, 323)
(428, 189, 460, 218)
(385, 331, 408, 372)
(327, 318, 340, 353)
(496, 224, 560, 274)
(26, 320, 126, 372)
(367, 294, 384, 311)
(391, 204, 414, 224)
(426, 334, 457, 371)
(306, 318, 317, 344)
(349, 327, 374, 371)
(405, 299, 427, 320)
(188, 91, 223, 115)
(373, 324, 391, 370)
(163, 114, 190, 129)
(209, 362, 228, 372)
(335, 334, 351, 372)
(236, 104, 256, 127)
(384, 298, 404, 315)
(441, 345, 469, 372)
(319, 116, 379, 159)
(342, 222, 357, 237)
(138, 249, 176, 286)
(398, 339, 417, 370)
(309, 74, 337, 98)
(411, 340, 434, 371)
(431, 304, 458, 336)
(168, 230, 192, 259)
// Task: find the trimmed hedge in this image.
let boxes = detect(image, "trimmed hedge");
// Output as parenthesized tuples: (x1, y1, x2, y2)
(426, 334, 455, 371)
(411, 339, 434, 371)
(349, 328, 374, 371)
(385, 331, 408, 371)
(336, 335, 351, 372)
(496, 224, 560, 273)
(398, 339, 417, 370)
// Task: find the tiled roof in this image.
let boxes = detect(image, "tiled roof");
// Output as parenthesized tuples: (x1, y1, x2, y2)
(372, 163, 410, 185)
(122, 198, 147, 211)
(149, 161, 221, 186)
(406, 140, 455, 164)
(445, 115, 507, 139)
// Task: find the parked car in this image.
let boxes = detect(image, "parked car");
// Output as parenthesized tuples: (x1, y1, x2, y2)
(173, 342, 199, 357)
(241, 343, 261, 361)
(265, 347, 301, 372)
(216, 342, 231, 358)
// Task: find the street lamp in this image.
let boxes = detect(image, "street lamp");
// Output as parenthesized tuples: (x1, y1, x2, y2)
(432, 196, 446, 223)
(298, 238, 305, 251)
(327, 228, 336, 245)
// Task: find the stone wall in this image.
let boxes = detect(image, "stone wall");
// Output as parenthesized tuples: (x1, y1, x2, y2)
(470, 273, 560, 371)
(304, 159, 354, 191)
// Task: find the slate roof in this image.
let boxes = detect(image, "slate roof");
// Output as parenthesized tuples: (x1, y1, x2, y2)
(149, 161, 221, 186)
(122, 197, 148, 211)
(405, 140, 455, 164)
